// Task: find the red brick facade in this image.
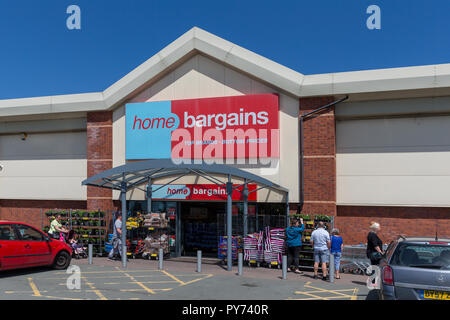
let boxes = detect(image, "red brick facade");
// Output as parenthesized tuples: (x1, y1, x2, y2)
(336, 206, 450, 245)
(0, 199, 86, 229)
(86, 111, 114, 212)
(299, 96, 337, 217)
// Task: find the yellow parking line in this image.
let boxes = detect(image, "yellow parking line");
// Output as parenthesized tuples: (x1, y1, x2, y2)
(115, 267, 156, 295)
(293, 283, 359, 300)
(305, 284, 357, 299)
(351, 288, 359, 300)
(161, 270, 185, 286)
(81, 276, 107, 300)
(27, 278, 42, 297)
(295, 290, 329, 300)
(181, 274, 213, 286)
(5, 290, 48, 294)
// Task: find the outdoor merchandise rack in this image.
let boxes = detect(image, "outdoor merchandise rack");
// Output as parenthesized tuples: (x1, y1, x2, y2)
(114, 212, 171, 260)
(44, 210, 107, 257)
(290, 214, 334, 271)
(218, 235, 243, 264)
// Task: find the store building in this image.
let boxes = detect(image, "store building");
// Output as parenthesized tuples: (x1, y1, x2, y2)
(0, 27, 449, 248)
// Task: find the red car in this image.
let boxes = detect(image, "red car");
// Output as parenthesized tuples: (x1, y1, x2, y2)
(0, 221, 72, 271)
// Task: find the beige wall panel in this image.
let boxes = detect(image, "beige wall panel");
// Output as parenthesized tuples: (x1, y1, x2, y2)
(337, 115, 450, 206)
(0, 132, 87, 200)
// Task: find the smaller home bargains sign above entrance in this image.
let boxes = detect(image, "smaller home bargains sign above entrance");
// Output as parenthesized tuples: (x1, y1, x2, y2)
(125, 94, 279, 160)
(147, 184, 257, 201)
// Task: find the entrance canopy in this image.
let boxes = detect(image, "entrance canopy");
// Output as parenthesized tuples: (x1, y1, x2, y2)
(82, 159, 290, 270)
(82, 159, 289, 194)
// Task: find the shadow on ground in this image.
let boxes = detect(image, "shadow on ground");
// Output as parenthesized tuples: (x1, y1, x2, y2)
(0, 267, 52, 279)
(365, 289, 380, 300)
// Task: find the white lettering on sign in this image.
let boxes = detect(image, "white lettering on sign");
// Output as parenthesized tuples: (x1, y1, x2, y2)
(167, 187, 189, 195)
(184, 109, 269, 130)
(193, 187, 226, 197)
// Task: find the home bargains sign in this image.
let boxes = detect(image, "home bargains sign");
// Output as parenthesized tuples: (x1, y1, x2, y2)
(148, 184, 257, 201)
(125, 94, 279, 160)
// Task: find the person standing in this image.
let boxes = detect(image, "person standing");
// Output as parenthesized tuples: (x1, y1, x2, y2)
(48, 214, 69, 240)
(285, 218, 305, 274)
(367, 221, 384, 265)
(108, 215, 123, 261)
(310, 221, 331, 280)
(330, 228, 344, 279)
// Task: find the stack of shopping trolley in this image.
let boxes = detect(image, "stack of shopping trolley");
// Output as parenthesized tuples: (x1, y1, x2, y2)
(243, 231, 264, 266)
(263, 227, 286, 269)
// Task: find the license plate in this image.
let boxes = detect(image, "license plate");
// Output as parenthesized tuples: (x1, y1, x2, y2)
(271, 262, 278, 265)
(423, 290, 450, 300)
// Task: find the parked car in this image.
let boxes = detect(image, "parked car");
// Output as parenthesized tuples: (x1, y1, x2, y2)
(379, 236, 450, 300)
(0, 221, 72, 271)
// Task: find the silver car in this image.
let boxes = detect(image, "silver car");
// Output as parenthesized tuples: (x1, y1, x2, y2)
(379, 236, 450, 300)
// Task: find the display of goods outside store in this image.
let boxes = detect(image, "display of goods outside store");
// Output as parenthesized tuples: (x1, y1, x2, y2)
(45, 210, 107, 257)
(218, 236, 242, 260)
(111, 212, 172, 259)
(143, 213, 168, 228)
(141, 232, 170, 257)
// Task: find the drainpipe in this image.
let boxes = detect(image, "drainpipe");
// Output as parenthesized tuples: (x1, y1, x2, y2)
(299, 95, 349, 214)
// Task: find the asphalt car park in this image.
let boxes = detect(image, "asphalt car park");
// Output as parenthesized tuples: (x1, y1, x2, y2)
(0, 259, 370, 300)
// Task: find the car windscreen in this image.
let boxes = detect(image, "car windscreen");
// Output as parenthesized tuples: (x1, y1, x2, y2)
(391, 243, 450, 270)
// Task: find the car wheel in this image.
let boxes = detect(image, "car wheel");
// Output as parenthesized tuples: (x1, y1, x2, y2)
(53, 251, 71, 270)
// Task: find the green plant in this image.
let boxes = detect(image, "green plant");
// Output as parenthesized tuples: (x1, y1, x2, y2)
(314, 214, 331, 222)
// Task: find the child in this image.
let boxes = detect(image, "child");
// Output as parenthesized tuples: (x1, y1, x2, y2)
(330, 228, 344, 279)
(68, 231, 86, 257)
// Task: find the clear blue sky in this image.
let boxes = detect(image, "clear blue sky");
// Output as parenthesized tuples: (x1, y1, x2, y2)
(0, 0, 448, 99)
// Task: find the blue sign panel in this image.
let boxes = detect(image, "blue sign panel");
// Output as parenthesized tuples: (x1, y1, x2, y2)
(125, 101, 180, 160)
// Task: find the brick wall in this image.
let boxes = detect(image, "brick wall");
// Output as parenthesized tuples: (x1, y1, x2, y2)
(86, 111, 114, 212)
(336, 205, 450, 245)
(0, 199, 86, 229)
(299, 96, 337, 216)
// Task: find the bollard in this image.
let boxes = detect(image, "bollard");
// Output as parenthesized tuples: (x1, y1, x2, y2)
(282, 255, 287, 280)
(329, 252, 335, 283)
(88, 244, 93, 265)
(197, 250, 202, 273)
(158, 248, 164, 270)
(238, 253, 243, 276)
